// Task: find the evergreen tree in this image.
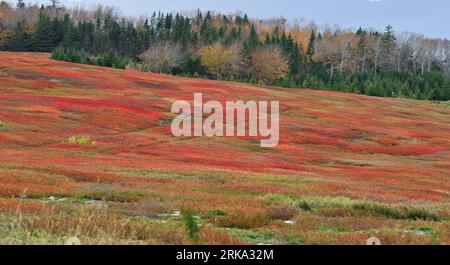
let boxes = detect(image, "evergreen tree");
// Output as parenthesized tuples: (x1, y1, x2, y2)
(33, 10, 58, 52)
(6, 21, 32, 51)
(264, 33, 271, 45)
(306, 29, 316, 63)
(380, 25, 397, 72)
(246, 24, 259, 52)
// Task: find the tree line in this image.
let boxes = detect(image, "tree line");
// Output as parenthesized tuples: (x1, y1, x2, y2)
(0, 1, 449, 100)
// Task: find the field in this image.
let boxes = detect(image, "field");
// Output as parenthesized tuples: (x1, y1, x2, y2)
(0, 52, 448, 245)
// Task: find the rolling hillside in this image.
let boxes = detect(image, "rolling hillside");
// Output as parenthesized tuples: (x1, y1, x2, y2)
(0, 52, 449, 245)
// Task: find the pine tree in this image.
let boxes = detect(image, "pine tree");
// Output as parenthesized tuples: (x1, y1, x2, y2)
(7, 21, 32, 51)
(380, 25, 397, 72)
(33, 11, 57, 52)
(243, 14, 249, 25)
(272, 26, 280, 43)
(246, 24, 259, 52)
(289, 42, 302, 75)
(264, 33, 271, 45)
(306, 30, 316, 63)
(62, 19, 78, 49)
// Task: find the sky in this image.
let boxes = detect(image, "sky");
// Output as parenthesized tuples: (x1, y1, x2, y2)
(35, 0, 450, 39)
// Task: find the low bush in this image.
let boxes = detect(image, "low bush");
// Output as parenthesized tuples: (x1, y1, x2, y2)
(77, 190, 145, 203)
(182, 209, 200, 244)
(52, 46, 128, 70)
(68, 135, 91, 145)
(215, 211, 270, 229)
(268, 206, 296, 221)
(266, 195, 441, 221)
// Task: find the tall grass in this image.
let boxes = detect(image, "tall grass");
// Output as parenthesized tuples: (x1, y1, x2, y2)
(264, 194, 441, 221)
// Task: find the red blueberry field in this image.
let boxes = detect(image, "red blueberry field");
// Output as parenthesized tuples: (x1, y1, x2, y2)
(0, 52, 448, 245)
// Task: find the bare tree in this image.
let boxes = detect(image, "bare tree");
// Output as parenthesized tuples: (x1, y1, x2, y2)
(140, 41, 186, 73)
(338, 39, 352, 75)
(371, 36, 382, 75)
(438, 40, 450, 76)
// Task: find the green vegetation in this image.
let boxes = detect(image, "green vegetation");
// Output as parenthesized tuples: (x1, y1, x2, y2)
(182, 209, 200, 244)
(207, 209, 228, 217)
(350, 202, 440, 221)
(67, 135, 91, 145)
(228, 229, 274, 244)
(52, 46, 128, 69)
(76, 190, 146, 203)
(264, 195, 441, 221)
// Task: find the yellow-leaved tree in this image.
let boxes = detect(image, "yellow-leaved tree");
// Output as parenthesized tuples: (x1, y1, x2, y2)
(250, 45, 289, 85)
(199, 42, 243, 80)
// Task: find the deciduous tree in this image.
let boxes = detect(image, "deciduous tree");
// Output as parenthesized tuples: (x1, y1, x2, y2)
(250, 45, 289, 84)
(199, 42, 243, 79)
(140, 41, 186, 73)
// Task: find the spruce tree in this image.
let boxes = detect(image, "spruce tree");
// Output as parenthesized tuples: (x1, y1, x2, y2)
(7, 21, 32, 51)
(380, 25, 397, 72)
(306, 30, 316, 63)
(246, 24, 259, 52)
(33, 11, 57, 52)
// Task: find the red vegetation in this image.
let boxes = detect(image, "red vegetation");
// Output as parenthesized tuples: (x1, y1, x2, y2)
(0, 52, 448, 217)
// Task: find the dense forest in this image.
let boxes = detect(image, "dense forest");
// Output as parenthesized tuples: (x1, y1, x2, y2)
(1, 0, 449, 100)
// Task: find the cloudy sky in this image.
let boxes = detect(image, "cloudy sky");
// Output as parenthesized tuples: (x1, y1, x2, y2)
(35, 0, 449, 39)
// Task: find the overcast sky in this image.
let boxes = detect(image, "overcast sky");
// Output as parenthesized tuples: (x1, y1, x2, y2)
(32, 0, 449, 39)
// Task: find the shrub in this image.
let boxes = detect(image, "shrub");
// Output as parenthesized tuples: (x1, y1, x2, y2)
(51, 45, 90, 64)
(215, 211, 270, 229)
(207, 209, 228, 216)
(77, 190, 145, 203)
(95, 52, 128, 69)
(199, 227, 244, 245)
(68, 135, 91, 145)
(182, 209, 200, 244)
(294, 197, 441, 221)
(298, 200, 313, 212)
(350, 203, 440, 221)
(268, 206, 296, 221)
(52, 46, 128, 69)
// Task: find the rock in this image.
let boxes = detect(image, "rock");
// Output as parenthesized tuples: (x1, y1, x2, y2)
(157, 213, 170, 218)
(66, 236, 81, 245)
(366, 237, 381, 245)
(85, 200, 108, 209)
(172, 211, 181, 217)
